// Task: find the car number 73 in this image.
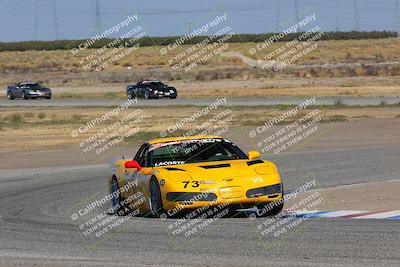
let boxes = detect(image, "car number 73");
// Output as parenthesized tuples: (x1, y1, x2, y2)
(182, 181, 199, 188)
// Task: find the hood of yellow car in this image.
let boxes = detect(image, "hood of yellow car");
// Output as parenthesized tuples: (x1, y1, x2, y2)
(156, 159, 276, 182)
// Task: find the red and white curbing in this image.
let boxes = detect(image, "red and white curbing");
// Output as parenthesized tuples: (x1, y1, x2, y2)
(282, 210, 400, 220)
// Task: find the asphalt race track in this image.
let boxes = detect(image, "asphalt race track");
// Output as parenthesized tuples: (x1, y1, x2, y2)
(1, 96, 400, 107)
(1, 146, 399, 266)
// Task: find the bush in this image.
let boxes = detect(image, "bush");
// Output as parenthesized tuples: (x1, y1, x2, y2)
(0, 31, 396, 52)
(10, 113, 23, 127)
(23, 112, 35, 118)
(328, 115, 348, 122)
(38, 112, 46, 119)
(72, 114, 82, 121)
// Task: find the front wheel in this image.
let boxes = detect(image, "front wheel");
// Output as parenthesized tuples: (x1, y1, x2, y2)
(7, 92, 15, 100)
(110, 178, 125, 215)
(144, 91, 150, 100)
(256, 200, 284, 217)
(149, 178, 164, 217)
(45, 95, 51, 100)
(22, 91, 29, 100)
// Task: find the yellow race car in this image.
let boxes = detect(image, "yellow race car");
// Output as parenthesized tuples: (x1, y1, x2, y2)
(108, 136, 284, 218)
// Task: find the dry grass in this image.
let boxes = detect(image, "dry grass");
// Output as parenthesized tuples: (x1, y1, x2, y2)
(239, 38, 400, 64)
(1, 106, 399, 152)
(0, 38, 399, 89)
(0, 39, 398, 73)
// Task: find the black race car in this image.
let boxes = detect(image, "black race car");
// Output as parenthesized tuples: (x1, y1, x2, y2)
(126, 80, 177, 100)
(7, 82, 52, 100)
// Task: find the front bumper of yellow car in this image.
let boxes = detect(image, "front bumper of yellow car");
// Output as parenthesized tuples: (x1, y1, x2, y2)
(162, 183, 283, 212)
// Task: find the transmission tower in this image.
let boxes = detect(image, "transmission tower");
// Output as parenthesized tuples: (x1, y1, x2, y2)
(34, 0, 41, 40)
(95, 0, 101, 34)
(395, 0, 400, 36)
(294, 0, 299, 23)
(188, 20, 192, 35)
(276, 0, 281, 32)
(53, 0, 59, 39)
(353, 0, 360, 31)
(335, 0, 340, 31)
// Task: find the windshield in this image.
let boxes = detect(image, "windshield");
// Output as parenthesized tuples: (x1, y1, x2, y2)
(147, 82, 165, 89)
(149, 139, 247, 167)
(25, 83, 43, 90)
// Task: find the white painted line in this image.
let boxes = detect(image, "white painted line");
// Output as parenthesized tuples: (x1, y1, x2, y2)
(352, 210, 400, 219)
(316, 210, 367, 218)
(284, 210, 320, 215)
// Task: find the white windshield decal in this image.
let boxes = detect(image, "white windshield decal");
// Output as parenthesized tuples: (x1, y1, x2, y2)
(154, 161, 185, 167)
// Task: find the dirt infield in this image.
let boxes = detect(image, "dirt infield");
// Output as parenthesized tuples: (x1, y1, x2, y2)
(286, 180, 400, 211)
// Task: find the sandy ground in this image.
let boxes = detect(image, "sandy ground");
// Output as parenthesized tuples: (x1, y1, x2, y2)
(286, 180, 400, 211)
(0, 105, 399, 153)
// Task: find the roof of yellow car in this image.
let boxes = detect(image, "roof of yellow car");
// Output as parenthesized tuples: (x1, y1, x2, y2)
(148, 135, 223, 144)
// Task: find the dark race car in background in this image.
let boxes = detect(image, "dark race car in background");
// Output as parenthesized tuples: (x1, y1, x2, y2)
(126, 80, 177, 100)
(7, 82, 52, 100)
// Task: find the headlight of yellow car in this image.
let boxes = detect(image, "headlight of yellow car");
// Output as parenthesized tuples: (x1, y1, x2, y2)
(166, 172, 192, 182)
(254, 163, 277, 175)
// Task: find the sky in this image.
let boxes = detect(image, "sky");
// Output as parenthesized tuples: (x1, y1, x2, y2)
(0, 0, 398, 42)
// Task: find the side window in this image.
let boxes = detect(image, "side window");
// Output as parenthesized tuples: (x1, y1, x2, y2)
(134, 144, 146, 161)
(138, 146, 149, 167)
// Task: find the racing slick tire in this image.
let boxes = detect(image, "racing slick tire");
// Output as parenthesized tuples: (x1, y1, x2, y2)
(7, 92, 15, 100)
(256, 200, 284, 217)
(169, 96, 177, 99)
(149, 177, 165, 218)
(127, 92, 135, 100)
(110, 177, 127, 216)
(144, 90, 150, 100)
(22, 91, 29, 100)
(45, 95, 51, 100)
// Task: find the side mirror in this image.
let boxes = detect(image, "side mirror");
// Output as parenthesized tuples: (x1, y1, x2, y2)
(125, 160, 142, 171)
(247, 151, 261, 160)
